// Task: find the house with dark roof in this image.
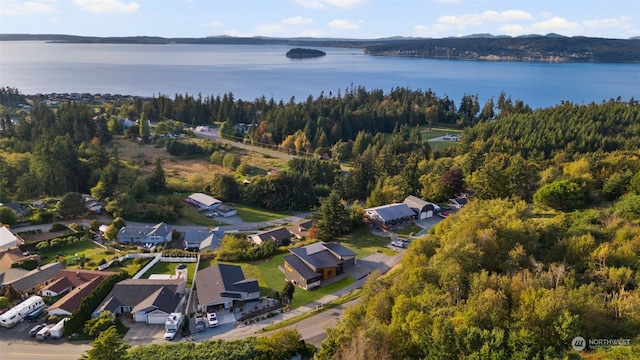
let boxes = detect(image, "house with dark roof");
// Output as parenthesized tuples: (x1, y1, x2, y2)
(183, 229, 223, 252)
(48, 276, 106, 316)
(364, 203, 415, 229)
(287, 219, 313, 239)
(41, 269, 111, 297)
(448, 196, 468, 209)
(117, 222, 173, 245)
(403, 195, 439, 220)
(196, 264, 260, 313)
(0, 262, 65, 295)
(249, 227, 291, 246)
(93, 278, 186, 324)
(0, 202, 27, 217)
(185, 193, 221, 211)
(283, 242, 356, 290)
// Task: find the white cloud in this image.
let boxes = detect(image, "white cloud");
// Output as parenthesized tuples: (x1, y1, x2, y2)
(415, 9, 535, 36)
(329, 18, 361, 29)
(0, 1, 58, 16)
(436, 9, 533, 29)
(582, 16, 630, 29)
(73, 0, 139, 14)
(295, 0, 368, 9)
(282, 16, 313, 25)
(532, 16, 581, 34)
(201, 21, 222, 28)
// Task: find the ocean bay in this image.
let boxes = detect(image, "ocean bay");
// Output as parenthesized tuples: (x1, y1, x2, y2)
(0, 41, 638, 109)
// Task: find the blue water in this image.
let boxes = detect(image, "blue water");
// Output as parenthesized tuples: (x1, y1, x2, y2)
(0, 41, 638, 109)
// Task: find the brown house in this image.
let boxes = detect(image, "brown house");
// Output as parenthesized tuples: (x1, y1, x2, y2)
(283, 242, 356, 290)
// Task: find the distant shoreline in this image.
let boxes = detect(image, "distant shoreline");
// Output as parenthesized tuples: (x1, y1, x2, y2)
(1, 33, 639, 63)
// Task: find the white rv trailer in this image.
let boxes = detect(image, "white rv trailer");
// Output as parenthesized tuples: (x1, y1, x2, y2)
(0, 296, 46, 328)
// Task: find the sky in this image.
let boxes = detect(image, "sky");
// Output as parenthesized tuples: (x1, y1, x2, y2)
(0, 0, 639, 39)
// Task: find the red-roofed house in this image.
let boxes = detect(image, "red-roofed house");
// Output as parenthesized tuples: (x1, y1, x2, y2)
(41, 269, 112, 297)
(48, 276, 106, 316)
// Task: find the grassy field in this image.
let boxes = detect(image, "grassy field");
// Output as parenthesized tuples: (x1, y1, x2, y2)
(340, 226, 396, 257)
(37, 240, 115, 269)
(233, 203, 293, 223)
(392, 224, 422, 237)
(419, 126, 463, 140)
(141, 261, 197, 287)
(103, 258, 141, 276)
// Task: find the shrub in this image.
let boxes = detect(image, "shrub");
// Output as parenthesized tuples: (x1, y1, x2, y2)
(49, 223, 68, 232)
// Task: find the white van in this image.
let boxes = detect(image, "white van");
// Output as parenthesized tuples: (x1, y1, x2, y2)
(36, 325, 50, 341)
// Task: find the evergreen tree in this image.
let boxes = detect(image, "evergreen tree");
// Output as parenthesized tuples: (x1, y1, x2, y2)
(138, 112, 150, 141)
(81, 326, 129, 360)
(314, 191, 351, 242)
(147, 158, 166, 194)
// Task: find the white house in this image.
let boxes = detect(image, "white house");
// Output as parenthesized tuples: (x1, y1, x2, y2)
(214, 204, 237, 218)
(185, 193, 221, 211)
(0, 226, 21, 251)
(117, 222, 173, 245)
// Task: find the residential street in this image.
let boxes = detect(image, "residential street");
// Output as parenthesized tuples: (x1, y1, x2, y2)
(2, 207, 439, 358)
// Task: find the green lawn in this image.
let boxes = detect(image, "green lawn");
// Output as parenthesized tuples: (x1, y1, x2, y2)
(37, 240, 115, 269)
(104, 258, 140, 276)
(141, 261, 197, 287)
(419, 127, 463, 140)
(340, 226, 396, 257)
(233, 203, 293, 223)
(392, 224, 422, 237)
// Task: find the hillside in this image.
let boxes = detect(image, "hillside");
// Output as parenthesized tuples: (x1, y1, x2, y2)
(1, 34, 638, 62)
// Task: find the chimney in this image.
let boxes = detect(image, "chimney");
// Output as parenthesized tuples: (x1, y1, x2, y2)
(76, 272, 81, 280)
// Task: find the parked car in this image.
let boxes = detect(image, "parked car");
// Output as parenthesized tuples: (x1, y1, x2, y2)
(391, 240, 405, 248)
(36, 325, 51, 341)
(195, 316, 206, 332)
(207, 312, 218, 327)
(164, 328, 178, 340)
(29, 323, 46, 337)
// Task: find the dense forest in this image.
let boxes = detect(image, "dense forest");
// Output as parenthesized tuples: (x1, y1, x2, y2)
(1, 86, 639, 358)
(2, 34, 639, 62)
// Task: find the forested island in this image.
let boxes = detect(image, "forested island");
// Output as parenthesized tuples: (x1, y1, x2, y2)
(286, 48, 326, 59)
(0, 85, 639, 359)
(1, 33, 639, 62)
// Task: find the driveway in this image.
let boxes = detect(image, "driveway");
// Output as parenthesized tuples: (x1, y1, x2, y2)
(123, 321, 165, 345)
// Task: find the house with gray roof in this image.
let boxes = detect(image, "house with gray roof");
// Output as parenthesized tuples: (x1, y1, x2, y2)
(93, 278, 186, 324)
(183, 228, 223, 252)
(0, 262, 65, 295)
(249, 227, 291, 246)
(283, 242, 356, 290)
(403, 195, 439, 219)
(196, 264, 260, 312)
(117, 222, 173, 245)
(364, 203, 415, 229)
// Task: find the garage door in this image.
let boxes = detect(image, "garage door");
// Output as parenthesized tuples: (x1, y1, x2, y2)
(426, 210, 433, 218)
(147, 313, 169, 325)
